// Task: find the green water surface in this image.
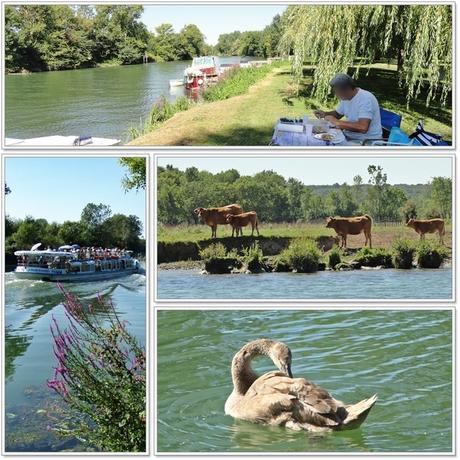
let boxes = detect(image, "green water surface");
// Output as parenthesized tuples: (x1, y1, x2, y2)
(157, 309, 452, 453)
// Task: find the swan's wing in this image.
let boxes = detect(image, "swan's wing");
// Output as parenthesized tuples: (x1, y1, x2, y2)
(246, 372, 345, 427)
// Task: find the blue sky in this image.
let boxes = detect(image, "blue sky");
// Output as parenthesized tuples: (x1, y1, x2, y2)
(141, 5, 286, 45)
(157, 157, 452, 185)
(5, 157, 146, 235)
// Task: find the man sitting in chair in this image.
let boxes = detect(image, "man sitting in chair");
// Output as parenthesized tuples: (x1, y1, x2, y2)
(314, 73, 382, 144)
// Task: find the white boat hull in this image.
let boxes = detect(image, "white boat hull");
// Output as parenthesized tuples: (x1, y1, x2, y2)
(14, 268, 140, 282)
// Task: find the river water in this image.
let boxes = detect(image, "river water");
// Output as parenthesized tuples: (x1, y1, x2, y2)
(4, 272, 146, 452)
(157, 309, 452, 453)
(156, 267, 452, 300)
(5, 57, 242, 141)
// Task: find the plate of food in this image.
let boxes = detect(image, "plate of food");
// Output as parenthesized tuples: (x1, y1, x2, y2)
(313, 129, 345, 144)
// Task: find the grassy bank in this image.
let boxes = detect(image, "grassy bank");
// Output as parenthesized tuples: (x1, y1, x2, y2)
(129, 64, 277, 141)
(130, 63, 452, 146)
(158, 222, 452, 248)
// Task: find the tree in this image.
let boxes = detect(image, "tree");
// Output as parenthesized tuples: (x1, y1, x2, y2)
(80, 203, 112, 245)
(148, 23, 178, 61)
(176, 24, 206, 60)
(120, 157, 146, 191)
(58, 221, 85, 245)
(279, 4, 452, 105)
(104, 214, 143, 250)
(428, 176, 452, 219)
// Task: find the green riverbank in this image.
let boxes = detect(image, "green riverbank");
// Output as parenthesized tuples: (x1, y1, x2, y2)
(131, 63, 452, 146)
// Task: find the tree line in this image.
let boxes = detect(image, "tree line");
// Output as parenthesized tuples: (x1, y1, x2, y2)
(5, 5, 281, 73)
(5, 202, 145, 256)
(157, 165, 452, 225)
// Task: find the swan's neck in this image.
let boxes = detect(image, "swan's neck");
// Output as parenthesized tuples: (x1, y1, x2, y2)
(231, 340, 273, 395)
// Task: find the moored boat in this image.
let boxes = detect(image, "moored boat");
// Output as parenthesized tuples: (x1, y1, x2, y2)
(14, 243, 141, 282)
(184, 56, 222, 90)
(5, 135, 121, 147)
(169, 78, 184, 87)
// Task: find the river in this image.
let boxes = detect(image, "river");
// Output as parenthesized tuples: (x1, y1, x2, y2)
(157, 309, 452, 453)
(5, 57, 242, 141)
(156, 267, 452, 300)
(4, 272, 146, 452)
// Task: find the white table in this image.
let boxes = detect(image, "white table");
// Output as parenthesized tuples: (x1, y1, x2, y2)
(270, 123, 348, 146)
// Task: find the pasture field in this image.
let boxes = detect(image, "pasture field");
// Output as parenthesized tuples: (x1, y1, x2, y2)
(158, 222, 452, 249)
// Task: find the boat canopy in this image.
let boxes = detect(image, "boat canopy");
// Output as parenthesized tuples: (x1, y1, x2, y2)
(192, 56, 219, 67)
(58, 245, 74, 251)
(14, 250, 76, 258)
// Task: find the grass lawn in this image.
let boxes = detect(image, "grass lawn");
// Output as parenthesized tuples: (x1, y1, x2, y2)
(130, 63, 452, 146)
(158, 222, 452, 250)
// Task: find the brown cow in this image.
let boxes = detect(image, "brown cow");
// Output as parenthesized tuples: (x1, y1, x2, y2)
(194, 204, 243, 238)
(227, 212, 260, 237)
(407, 218, 445, 244)
(325, 215, 373, 248)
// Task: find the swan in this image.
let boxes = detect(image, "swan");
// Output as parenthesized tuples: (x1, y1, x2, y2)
(224, 339, 377, 432)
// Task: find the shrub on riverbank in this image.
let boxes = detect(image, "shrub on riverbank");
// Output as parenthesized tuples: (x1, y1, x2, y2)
(392, 238, 416, 269)
(279, 239, 321, 273)
(203, 64, 275, 102)
(354, 247, 393, 268)
(47, 286, 146, 452)
(416, 241, 449, 268)
(242, 242, 265, 272)
(199, 243, 241, 274)
(328, 247, 342, 269)
(129, 96, 195, 139)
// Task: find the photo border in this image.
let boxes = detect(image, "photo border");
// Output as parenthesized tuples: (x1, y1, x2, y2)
(1, 152, 152, 456)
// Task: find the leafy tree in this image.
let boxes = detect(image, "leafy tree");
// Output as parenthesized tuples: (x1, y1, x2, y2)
(279, 4, 452, 105)
(120, 157, 146, 191)
(103, 214, 143, 250)
(429, 177, 452, 219)
(148, 23, 178, 61)
(176, 24, 206, 60)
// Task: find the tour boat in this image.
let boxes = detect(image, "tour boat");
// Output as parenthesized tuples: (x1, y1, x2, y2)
(184, 56, 222, 90)
(5, 135, 121, 147)
(14, 244, 141, 282)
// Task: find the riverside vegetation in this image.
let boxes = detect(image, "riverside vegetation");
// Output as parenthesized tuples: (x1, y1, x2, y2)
(47, 286, 146, 452)
(196, 238, 449, 274)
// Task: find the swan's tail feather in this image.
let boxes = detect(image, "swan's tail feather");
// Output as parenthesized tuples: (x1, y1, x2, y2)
(340, 394, 378, 430)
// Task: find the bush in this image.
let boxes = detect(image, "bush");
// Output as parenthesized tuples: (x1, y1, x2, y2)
(199, 243, 240, 274)
(203, 64, 274, 102)
(47, 286, 146, 452)
(129, 96, 194, 139)
(392, 238, 416, 269)
(242, 242, 264, 272)
(354, 247, 393, 268)
(416, 241, 449, 268)
(279, 239, 322, 273)
(328, 247, 342, 269)
(199, 243, 228, 260)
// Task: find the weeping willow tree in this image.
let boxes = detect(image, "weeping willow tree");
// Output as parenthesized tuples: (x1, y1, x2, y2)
(279, 5, 452, 106)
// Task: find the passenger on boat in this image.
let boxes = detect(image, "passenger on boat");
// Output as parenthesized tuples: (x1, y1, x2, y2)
(314, 73, 382, 144)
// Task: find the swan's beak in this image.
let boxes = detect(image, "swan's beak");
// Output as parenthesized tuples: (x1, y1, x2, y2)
(282, 364, 293, 378)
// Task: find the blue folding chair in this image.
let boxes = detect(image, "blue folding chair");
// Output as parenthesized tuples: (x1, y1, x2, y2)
(380, 108, 402, 139)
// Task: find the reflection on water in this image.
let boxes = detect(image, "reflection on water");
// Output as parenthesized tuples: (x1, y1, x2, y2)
(5, 57, 242, 140)
(157, 267, 452, 300)
(4, 272, 146, 452)
(157, 310, 452, 452)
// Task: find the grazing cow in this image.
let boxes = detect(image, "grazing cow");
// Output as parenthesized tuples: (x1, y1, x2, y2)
(194, 204, 243, 238)
(227, 212, 260, 237)
(325, 215, 373, 248)
(407, 218, 445, 244)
